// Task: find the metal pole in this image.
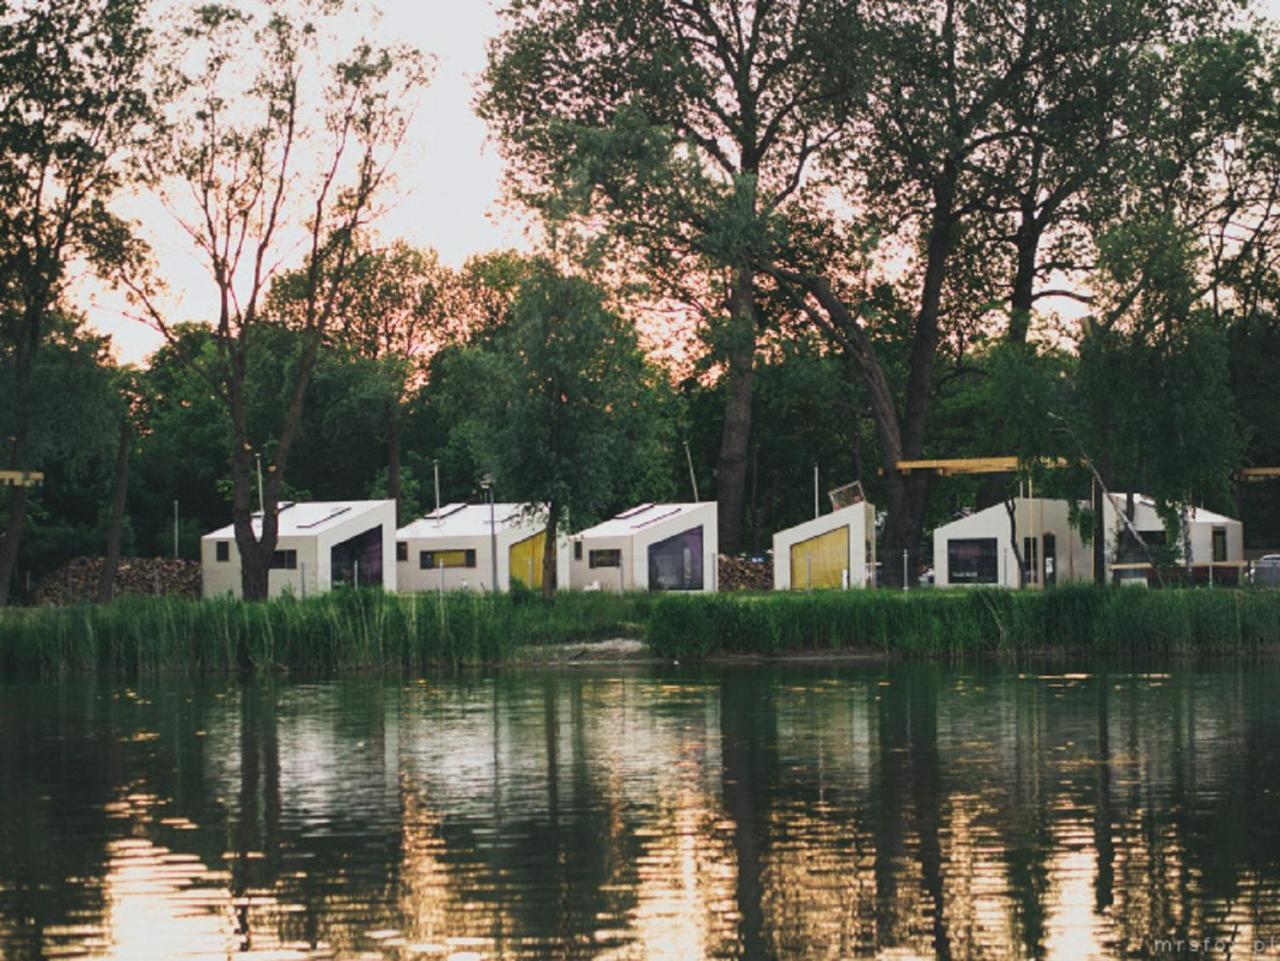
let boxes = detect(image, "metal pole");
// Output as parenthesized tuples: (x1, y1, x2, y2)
(255, 453, 264, 514)
(354, 560, 359, 588)
(433, 459, 442, 526)
(814, 463, 820, 518)
(683, 441, 699, 502)
(902, 549, 909, 592)
(173, 499, 179, 559)
(489, 488, 498, 592)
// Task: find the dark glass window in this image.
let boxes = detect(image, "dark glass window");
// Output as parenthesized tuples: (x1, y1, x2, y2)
(947, 538, 998, 584)
(331, 526, 383, 586)
(1022, 536, 1040, 584)
(589, 549, 621, 569)
(216, 541, 230, 563)
(574, 541, 583, 561)
(420, 549, 475, 570)
(647, 526, 704, 591)
(271, 549, 297, 570)
(1212, 527, 1227, 563)
(396, 541, 408, 562)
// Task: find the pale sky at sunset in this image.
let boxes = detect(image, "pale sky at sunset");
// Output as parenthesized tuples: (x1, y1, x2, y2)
(83, 0, 1280, 364)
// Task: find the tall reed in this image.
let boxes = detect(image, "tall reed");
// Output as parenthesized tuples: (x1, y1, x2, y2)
(0, 589, 653, 676)
(645, 585, 1280, 659)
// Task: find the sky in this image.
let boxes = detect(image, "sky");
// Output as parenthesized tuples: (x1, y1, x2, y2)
(84, 0, 1280, 365)
(85, 0, 527, 364)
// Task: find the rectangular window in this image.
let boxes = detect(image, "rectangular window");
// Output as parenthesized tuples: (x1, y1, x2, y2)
(216, 541, 230, 563)
(947, 538, 998, 585)
(649, 527, 704, 591)
(1022, 536, 1040, 584)
(421, 549, 475, 570)
(589, 549, 621, 569)
(396, 541, 408, 562)
(271, 549, 297, 570)
(574, 541, 583, 561)
(1212, 527, 1227, 563)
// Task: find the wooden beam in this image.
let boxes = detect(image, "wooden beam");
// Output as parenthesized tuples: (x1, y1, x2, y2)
(0, 470, 43, 488)
(1238, 467, 1280, 481)
(886, 456, 1072, 477)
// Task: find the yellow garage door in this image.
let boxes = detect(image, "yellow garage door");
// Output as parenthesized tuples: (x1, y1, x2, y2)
(790, 526, 849, 590)
(509, 532, 546, 590)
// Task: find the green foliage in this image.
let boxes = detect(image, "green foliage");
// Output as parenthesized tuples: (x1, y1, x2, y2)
(0, 590, 656, 676)
(646, 586, 1280, 660)
(443, 264, 677, 529)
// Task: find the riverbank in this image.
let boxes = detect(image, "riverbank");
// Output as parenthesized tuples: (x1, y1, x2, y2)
(3, 585, 1280, 675)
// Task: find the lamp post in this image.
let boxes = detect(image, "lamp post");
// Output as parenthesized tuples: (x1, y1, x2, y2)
(254, 453, 264, 514)
(481, 474, 498, 592)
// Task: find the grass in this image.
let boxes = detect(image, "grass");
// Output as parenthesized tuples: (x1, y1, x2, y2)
(3, 585, 1279, 676)
(0, 589, 655, 676)
(645, 585, 1280, 659)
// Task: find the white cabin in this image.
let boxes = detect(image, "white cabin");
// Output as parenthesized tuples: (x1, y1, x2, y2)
(201, 500, 397, 599)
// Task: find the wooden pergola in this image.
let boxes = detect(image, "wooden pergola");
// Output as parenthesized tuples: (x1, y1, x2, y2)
(1238, 467, 1280, 481)
(884, 456, 1071, 477)
(0, 470, 43, 488)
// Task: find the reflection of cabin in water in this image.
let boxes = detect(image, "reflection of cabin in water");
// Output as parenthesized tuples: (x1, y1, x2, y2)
(201, 500, 397, 599)
(773, 501, 877, 590)
(569, 503, 718, 592)
(395, 503, 570, 593)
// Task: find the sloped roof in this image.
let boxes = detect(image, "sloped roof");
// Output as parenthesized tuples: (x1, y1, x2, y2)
(576, 503, 710, 538)
(203, 500, 392, 540)
(398, 503, 547, 539)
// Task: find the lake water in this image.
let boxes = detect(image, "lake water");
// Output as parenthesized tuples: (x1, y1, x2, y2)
(2, 663, 1279, 960)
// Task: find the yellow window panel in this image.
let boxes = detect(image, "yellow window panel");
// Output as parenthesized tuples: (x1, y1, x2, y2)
(790, 526, 849, 590)
(509, 532, 546, 589)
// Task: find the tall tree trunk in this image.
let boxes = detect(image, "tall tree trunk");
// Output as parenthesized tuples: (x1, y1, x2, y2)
(387, 403, 402, 522)
(0, 487, 28, 607)
(97, 421, 133, 604)
(1092, 476, 1107, 585)
(0, 340, 34, 608)
(716, 265, 757, 554)
(541, 498, 559, 599)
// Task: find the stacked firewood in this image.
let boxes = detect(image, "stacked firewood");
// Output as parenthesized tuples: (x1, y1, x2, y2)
(718, 554, 773, 592)
(33, 557, 202, 606)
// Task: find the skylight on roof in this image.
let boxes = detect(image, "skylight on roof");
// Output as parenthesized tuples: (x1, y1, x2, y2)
(614, 503, 655, 519)
(427, 503, 467, 520)
(632, 507, 681, 529)
(298, 506, 351, 529)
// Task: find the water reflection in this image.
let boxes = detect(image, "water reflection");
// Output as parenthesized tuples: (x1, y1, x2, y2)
(2, 663, 1280, 959)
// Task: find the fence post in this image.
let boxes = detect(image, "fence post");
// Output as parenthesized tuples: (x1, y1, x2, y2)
(902, 550, 909, 592)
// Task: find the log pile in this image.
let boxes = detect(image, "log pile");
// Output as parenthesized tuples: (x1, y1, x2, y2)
(33, 557, 202, 606)
(718, 554, 773, 592)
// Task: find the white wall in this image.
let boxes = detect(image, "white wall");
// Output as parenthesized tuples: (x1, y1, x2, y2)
(568, 534, 634, 592)
(772, 502, 875, 590)
(397, 527, 573, 593)
(201, 501, 397, 599)
(934, 498, 1090, 589)
(569, 504, 719, 593)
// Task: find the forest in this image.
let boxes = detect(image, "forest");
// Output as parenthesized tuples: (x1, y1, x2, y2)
(3, 0, 1280, 603)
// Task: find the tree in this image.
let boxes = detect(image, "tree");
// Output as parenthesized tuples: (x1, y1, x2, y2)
(448, 265, 675, 596)
(316, 241, 454, 521)
(0, 0, 153, 605)
(481, 0, 833, 552)
(97, 368, 145, 603)
(126, 1, 429, 605)
(0, 314, 118, 595)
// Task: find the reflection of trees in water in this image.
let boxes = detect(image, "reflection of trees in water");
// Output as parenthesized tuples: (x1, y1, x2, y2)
(7, 666, 1280, 960)
(0, 680, 115, 960)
